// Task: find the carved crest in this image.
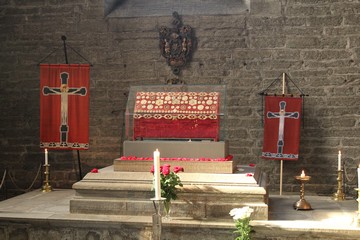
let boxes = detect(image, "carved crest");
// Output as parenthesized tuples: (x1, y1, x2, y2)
(159, 12, 193, 75)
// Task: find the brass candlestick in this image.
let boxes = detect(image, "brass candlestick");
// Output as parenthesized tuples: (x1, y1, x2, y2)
(333, 170, 345, 201)
(42, 164, 52, 192)
(294, 175, 312, 210)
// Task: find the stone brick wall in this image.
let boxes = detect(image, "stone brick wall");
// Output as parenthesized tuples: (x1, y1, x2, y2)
(0, 0, 359, 198)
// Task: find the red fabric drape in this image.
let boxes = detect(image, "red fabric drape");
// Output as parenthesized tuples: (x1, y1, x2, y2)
(133, 118, 219, 140)
(40, 64, 90, 150)
(262, 96, 302, 160)
(132, 91, 220, 141)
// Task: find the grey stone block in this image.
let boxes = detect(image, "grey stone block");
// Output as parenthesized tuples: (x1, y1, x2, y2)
(70, 166, 268, 220)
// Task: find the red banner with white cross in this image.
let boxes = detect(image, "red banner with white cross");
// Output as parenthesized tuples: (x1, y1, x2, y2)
(40, 64, 90, 150)
(262, 96, 302, 160)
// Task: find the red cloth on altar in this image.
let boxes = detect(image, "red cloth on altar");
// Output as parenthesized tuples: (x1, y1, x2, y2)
(40, 64, 90, 150)
(133, 91, 220, 140)
(262, 96, 302, 160)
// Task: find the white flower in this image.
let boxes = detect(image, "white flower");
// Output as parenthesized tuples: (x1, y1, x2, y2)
(229, 207, 254, 220)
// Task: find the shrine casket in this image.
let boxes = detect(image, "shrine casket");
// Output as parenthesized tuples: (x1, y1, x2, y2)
(119, 85, 232, 173)
(125, 85, 226, 141)
(133, 91, 219, 140)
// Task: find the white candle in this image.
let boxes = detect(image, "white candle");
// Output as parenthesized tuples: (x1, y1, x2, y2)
(300, 170, 305, 178)
(153, 149, 161, 200)
(338, 150, 341, 171)
(357, 164, 360, 189)
(45, 148, 48, 165)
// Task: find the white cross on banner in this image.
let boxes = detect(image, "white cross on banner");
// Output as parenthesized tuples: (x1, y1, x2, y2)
(262, 96, 302, 160)
(40, 64, 90, 150)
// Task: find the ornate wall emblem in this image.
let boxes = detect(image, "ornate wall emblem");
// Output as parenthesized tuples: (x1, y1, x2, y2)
(159, 12, 194, 75)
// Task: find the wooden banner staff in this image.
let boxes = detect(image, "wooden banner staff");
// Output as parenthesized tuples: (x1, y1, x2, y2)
(259, 72, 309, 195)
(280, 73, 285, 195)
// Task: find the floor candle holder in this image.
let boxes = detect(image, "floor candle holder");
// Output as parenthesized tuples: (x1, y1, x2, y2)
(333, 170, 345, 201)
(42, 164, 52, 192)
(294, 175, 312, 210)
(151, 198, 165, 240)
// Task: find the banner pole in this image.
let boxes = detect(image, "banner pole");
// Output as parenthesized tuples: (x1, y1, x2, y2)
(280, 160, 283, 195)
(62, 36, 69, 64)
(280, 72, 286, 195)
(282, 73, 285, 96)
(77, 150, 83, 180)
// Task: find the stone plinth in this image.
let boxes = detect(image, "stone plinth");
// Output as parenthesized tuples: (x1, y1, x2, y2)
(118, 140, 234, 173)
(123, 140, 228, 158)
(114, 159, 235, 173)
(70, 165, 268, 220)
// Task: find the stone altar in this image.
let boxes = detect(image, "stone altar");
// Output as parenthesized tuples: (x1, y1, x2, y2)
(70, 165, 268, 220)
(70, 84, 268, 220)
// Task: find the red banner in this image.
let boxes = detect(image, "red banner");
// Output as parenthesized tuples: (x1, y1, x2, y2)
(262, 96, 302, 160)
(40, 64, 90, 150)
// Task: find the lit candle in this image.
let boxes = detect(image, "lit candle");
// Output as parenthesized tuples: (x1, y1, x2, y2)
(153, 149, 161, 200)
(300, 170, 305, 178)
(338, 150, 341, 171)
(45, 148, 48, 165)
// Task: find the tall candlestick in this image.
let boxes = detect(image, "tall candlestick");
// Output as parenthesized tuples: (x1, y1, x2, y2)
(45, 149, 48, 165)
(338, 150, 341, 171)
(357, 164, 360, 189)
(153, 149, 161, 200)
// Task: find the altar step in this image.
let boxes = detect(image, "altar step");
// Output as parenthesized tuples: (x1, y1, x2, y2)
(118, 140, 234, 173)
(70, 165, 269, 220)
(0, 190, 359, 240)
(70, 198, 267, 220)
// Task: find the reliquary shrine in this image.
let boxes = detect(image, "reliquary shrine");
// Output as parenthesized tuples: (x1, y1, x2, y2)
(114, 84, 234, 173)
(70, 84, 268, 221)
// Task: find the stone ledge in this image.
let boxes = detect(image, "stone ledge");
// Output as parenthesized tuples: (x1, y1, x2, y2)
(0, 190, 358, 239)
(114, 159, 236, 173)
